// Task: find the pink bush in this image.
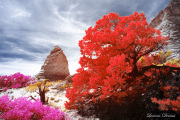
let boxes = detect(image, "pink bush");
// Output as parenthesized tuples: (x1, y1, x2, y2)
(0, 72, 35, 91)
(0, 95, 70, 120)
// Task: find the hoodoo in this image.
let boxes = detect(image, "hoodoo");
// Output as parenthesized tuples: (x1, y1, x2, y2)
(37, 46, 70, 80)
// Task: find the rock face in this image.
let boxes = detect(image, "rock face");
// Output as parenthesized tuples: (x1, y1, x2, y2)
(149, 0, 180, 58)
(38, 46, 70, 80)
(64, 74, 75, 83)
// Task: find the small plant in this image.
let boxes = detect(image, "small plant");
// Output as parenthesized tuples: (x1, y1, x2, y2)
(0, 72, 35, 91)
(0, 95, 70, 120)
(26, 79, 62, 104)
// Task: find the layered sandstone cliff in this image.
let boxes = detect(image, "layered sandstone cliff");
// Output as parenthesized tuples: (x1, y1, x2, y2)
(150, 0, 180, 58)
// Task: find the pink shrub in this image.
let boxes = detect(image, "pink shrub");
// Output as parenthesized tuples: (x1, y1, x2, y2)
(0, 72, 35, 91)
(0, 95, 70, 120)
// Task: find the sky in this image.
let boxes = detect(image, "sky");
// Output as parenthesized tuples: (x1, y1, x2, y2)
(0, 0, 171, 76)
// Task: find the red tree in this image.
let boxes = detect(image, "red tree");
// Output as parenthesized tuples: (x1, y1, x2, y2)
(65, 12, 179, 110)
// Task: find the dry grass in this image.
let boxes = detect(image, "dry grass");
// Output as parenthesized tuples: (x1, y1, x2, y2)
(57, 82, 73, 91)
(25, 79, 63, 92)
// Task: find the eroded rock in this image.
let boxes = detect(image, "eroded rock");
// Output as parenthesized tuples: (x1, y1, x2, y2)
(37, 46, 70, 80)
(150, 0, 180, 58)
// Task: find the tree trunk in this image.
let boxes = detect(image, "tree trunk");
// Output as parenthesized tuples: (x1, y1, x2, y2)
(39, 87, 46, 104)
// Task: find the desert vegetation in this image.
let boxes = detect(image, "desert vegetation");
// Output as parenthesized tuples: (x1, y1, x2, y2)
(0, 95, 70, 120)
(0, 72, 35, 91)
(26, 79, 63, 104)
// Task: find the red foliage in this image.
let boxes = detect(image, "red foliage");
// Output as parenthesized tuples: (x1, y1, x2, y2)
(151, 96, 180, 113)
(65, 12, 169, 109)
(152, 79, 180, 113)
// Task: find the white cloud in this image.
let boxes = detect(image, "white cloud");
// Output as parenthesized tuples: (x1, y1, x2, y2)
(11, 9, 31, 18)
(12, 11, 31, 18)
(0, 59, 42, 76)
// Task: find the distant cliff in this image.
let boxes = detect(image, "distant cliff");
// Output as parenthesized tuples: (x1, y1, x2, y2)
(150, 0, 180, 58)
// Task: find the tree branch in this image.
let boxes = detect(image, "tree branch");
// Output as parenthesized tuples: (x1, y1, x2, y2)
(140, 65, 180, 74)
(137, 43, 164, 61)
(30, 96, 36, 100)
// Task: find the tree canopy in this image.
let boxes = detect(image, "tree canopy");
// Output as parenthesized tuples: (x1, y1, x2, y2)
(65, 12, 180, 117)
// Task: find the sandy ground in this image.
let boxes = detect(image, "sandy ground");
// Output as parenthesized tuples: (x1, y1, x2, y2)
(0, 82, 98, 120)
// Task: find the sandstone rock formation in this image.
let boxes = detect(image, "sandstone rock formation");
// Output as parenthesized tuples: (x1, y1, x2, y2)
(64, 74, 75, 83)
(150, 0, 180, 58)
(38, 46, 70, 80)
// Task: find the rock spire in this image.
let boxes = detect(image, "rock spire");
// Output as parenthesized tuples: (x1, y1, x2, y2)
(38, 46, 70, 80)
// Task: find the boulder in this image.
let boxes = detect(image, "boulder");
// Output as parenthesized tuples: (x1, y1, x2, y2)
(64, 74, 75, 83)
(37, 46, 70, 80)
